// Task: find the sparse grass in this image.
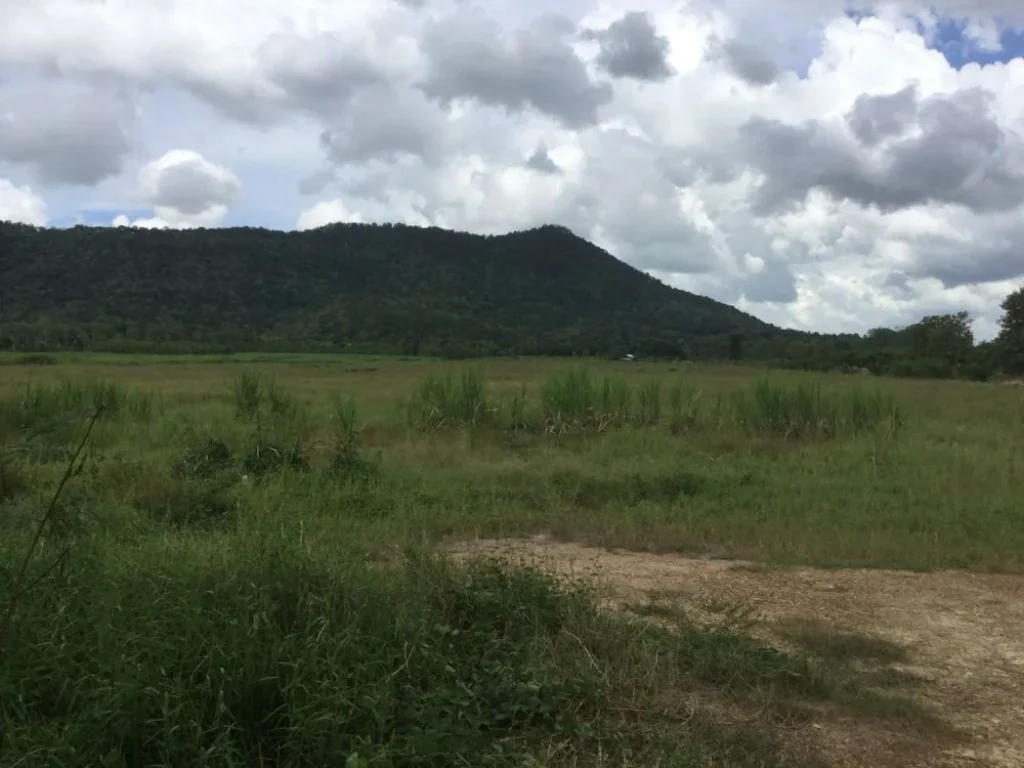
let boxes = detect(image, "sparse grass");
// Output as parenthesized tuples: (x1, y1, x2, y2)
(0, 354, 1017, 765)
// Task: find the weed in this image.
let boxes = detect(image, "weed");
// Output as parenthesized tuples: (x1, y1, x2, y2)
(636, 379, 662, 426)
(233, 371, 263, 420)
(175, 436, 234, 479)
(669, 382, 701, 434)
(540, 367, 631, 431)
(0, 446, 29, 502)
(407, 370, 491, 429)
(328, 396, 379, 481)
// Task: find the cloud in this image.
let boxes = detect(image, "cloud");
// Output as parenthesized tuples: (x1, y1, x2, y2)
(711, 40, 780, 85)
(582, 11, 673, 81)
(418, 9, 612, 127)
(734, 86, 1024, 215)
(3, 1, 1024, 340)
(525, 145, 561, 173)
(0, 179, 47, 225)
(0, 80, 134, 186)
(115, 150, 242, 228)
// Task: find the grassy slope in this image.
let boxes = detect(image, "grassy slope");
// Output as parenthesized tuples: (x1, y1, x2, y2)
(1, 356, 1019, 765)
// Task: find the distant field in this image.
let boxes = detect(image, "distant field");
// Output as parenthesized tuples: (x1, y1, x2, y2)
(2, 355, 1022, 766)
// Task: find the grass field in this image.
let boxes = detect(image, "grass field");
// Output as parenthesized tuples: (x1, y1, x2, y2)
(1, 355, 1022, 766)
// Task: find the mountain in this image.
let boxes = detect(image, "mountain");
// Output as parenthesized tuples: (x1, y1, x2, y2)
(0, 220, 794, 357)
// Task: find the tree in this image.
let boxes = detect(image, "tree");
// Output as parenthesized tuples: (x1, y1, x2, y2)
(996, 286, 1024, 375)
(904, 311, 974, 376)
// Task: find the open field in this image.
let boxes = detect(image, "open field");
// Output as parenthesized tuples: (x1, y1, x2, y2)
(2, 355, 1023, 766)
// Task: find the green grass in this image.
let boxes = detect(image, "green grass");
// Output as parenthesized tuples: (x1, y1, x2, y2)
(1, 358, 1016, 765)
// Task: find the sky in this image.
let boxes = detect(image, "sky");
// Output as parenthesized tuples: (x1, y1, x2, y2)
(2, 0, 1024, 340)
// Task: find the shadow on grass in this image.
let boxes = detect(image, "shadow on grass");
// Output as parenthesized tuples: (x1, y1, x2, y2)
(622, 597, 959, 751)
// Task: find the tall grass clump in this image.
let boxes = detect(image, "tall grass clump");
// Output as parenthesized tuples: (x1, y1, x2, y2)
(406, 370, 490, 429)
(0, 380, 154, 444)
(327, 395, 379, 480)
(730, 378, 903, 439)
(540, 367, 631, 432)
(503, 384, 529, 432)
(233, 371, 263, 419)
(669, 382, 702, 434)
(233, 372, 299, 421)
(636, 379, 662, 426)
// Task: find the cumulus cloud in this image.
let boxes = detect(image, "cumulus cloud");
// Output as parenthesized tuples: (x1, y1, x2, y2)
(735, 86, 1024, 215)
(581, 11, 674, 81)
(0, 179, 47, 225)
(525, 145, 561, 174)
(0, 80, 134, 186)
(418, 9, 612, 127)
(3, 0, 1024, 338)
(710, 40, 780, 85)
(112, 150, 242, 228)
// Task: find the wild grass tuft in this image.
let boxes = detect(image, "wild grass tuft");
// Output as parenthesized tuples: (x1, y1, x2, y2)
(0, 379, 154, 438)
(729, 378, 903, 439)
(328, 395, 379, 480)
(540, 367, 632, 432)
(406, 370, 491, 429)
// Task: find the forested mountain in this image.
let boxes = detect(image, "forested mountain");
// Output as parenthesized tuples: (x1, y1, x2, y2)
(0, 221, 795, 357)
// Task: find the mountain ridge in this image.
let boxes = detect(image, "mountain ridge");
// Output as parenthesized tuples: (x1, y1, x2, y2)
(0, 219, 796, 356)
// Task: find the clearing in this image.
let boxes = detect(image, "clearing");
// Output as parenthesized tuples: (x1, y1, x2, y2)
(451, 535, 1024, 768)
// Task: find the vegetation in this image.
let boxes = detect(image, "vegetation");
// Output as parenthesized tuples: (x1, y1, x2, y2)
(0, 221, 786, 359)
(1, 357, 1019, 764)
(2, 221, 1021, 381)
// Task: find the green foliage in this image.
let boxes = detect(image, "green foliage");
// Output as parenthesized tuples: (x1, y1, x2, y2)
(0, 445, 29, 502)
(233, 371, 264, 419)
(328, 396, 379, 481)
(407, 371, 491, 429)
(2, 358, 1007, 765)
(730, 379, 902, 440)
(539, 367, 633, 431)
(0, 221, 779, 359)
(668, 382, 701, 434)
(996, 286, 1024, 375)
(636, 379, 662, 426)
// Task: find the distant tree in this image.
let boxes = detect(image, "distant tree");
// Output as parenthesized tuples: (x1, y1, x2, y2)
(996, 286, 1024, 375)
(904, 311, 974, 376)
(728, 332, 745, 361)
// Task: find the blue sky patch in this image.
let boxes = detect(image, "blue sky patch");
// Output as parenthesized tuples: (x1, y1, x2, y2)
(844, 9, 1024, 68)
(929, 18, 1024, 68)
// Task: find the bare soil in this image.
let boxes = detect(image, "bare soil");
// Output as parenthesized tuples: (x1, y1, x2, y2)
(447, 535, 1024, 768)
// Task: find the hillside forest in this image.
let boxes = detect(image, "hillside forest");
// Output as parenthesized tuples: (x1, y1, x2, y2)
(1, 220, 1022, 379)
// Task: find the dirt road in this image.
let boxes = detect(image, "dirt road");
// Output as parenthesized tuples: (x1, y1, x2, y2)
(449, 536, 1024, 768)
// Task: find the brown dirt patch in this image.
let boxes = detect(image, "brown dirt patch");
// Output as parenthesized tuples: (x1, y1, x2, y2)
(446, 535, 1024, 768)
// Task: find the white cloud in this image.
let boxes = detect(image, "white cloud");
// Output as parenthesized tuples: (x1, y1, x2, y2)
(131, 149, 241, 227)
(4, 0, 1024, 339)
(0, 179, 47, 225)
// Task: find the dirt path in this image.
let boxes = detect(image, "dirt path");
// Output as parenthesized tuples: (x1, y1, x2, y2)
(448, 536, 1024, 768)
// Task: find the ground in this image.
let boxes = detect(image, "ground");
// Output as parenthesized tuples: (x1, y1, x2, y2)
(1, 352, 1023, 766)
(451, 535, 1024, 767)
